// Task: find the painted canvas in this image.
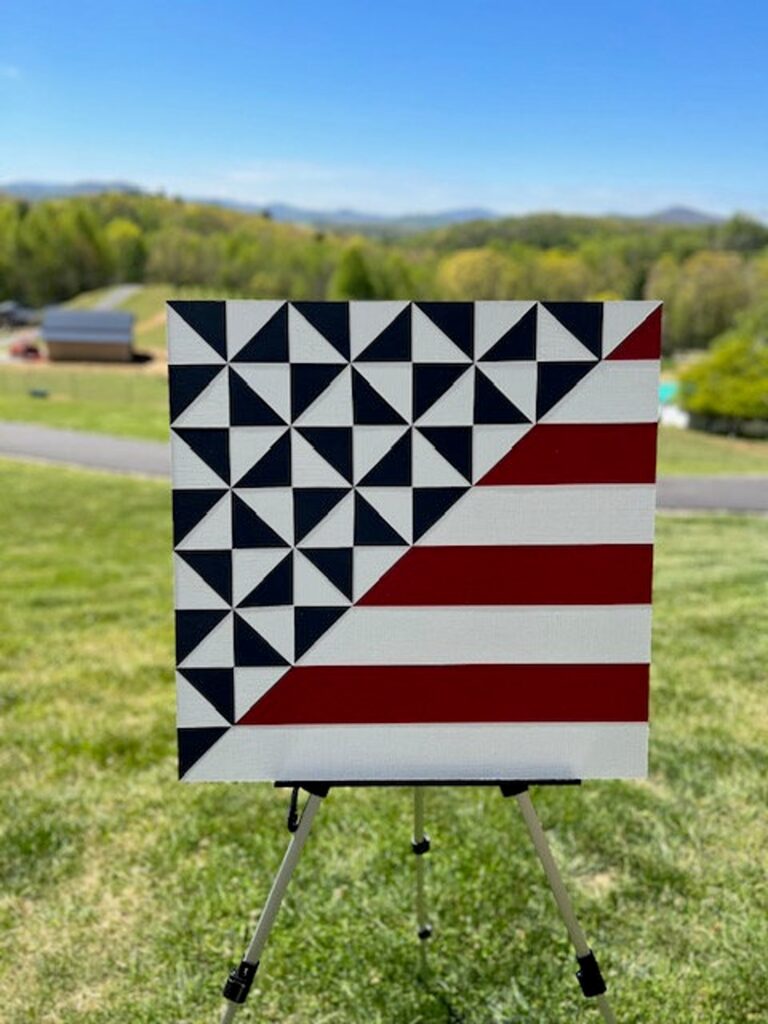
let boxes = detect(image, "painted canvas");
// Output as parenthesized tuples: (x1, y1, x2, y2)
(168, 300, 661, 782)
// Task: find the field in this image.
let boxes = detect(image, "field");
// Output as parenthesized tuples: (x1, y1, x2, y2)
(0, 364, 168, 440)
(1, 459, 766, 1023)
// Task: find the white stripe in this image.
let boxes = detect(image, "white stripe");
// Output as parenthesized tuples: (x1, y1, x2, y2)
(300, 606, 652, 665)
(420, 485, 656, 545)
(541, 361, 660, 423)
(184, 722, 648, 781)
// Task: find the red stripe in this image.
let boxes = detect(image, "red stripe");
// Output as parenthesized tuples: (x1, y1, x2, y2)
(607, 306, 662, 360)
(479, 423, 658, 485)
(358, 545, 653, 605)
(238, 664, 649, 725)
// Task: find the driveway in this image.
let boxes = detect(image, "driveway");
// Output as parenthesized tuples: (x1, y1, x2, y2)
(1, 422, 767, 511)
(0, 423, 168, 477)
(93, 284, 142, 310)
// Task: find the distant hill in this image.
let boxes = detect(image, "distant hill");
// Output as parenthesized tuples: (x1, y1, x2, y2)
(1, 180, 143, 201)
(222, 201, 498, 230)
(0, 180, 728, 228)
(644, 206, 723, 226)
(0, 181, 497, 229)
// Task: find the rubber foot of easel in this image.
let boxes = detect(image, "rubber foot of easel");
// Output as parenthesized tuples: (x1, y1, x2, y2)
(418, 925, 433, 941)
(576, 950, 607, 997)
(222, 959, 259, 1004)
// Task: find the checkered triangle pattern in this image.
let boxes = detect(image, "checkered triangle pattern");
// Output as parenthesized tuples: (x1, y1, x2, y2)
(168, 299, 661, 779)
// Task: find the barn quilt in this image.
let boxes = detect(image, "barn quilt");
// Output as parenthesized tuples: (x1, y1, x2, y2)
(168, 300, 661, 782)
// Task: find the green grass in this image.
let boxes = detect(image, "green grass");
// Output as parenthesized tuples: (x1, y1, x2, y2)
(657, 425, 768, 476)
(0, 459, 766, 1023)
(0, 365, 168, 440)
(63, 287, 115, 310)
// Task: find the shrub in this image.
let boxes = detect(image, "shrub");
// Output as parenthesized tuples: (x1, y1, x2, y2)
(679, 330, 768, 435)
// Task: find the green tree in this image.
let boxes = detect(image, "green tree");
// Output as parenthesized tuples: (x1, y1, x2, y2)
(436, 248, 520, 299)
(717, 214, 768, 253)
(646, 250, 751, 351)
(679, 334, 768, 425)
(329, 245, 377, 299)
(529, 249, 593, 300)
(105, 218, 147, 281)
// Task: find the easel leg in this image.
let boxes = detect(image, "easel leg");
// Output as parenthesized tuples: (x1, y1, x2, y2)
(219, 791, 325, 1023)
(503, 786, 618, 1024)
(412, 788, 432, 955)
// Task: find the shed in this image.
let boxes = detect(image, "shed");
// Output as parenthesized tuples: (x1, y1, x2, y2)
(42, 309, 135, 362)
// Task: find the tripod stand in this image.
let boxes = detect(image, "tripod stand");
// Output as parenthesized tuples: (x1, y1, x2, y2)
(218, 783, 617, 1024)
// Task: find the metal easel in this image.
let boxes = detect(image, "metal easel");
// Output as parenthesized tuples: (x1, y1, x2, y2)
(218, 782, 617, 1024)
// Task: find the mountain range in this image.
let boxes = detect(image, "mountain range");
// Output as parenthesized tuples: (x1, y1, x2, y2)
(0, 180, 725, 229)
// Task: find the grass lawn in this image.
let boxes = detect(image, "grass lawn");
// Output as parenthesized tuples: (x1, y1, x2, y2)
(0, 364, 168, 440)
(64, 288, 115, 310)
(656, 426, 768, 476)
(1, 460, 766, 1023)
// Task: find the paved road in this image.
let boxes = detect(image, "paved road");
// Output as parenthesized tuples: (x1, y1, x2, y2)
(655, 475, 768, 512)
(1, 422, 767, 511)
(93, 283, 142, 310)
(0, 422, 168, 477)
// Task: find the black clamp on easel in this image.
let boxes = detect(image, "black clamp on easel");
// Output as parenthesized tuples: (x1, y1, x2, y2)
(218, 782, 617, 1024)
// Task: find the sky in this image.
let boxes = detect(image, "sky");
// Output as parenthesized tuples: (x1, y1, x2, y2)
(1, 0, 767, 217)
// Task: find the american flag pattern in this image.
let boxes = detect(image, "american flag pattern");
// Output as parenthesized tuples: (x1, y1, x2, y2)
(168, 300, 661, 782)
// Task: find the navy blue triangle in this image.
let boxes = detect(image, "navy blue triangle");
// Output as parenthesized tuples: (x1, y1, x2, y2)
(168, 365, 222, 422)
(359, 430, 412, 486)
(536, 362, 593, 420)
(172, 489, 227, 546)
(474, 370, 530, 424)
(235, 431, 292, 487)
(301, 548, 353, 600)
(354, 493, 407, 546)
(543, 302, 603, 359)
(413, 364, 468, 420)
(297, 427, 353, 482)
(293, 488, 350, 543)
(174, 428, 230, 483)
(294, 606, 346, 660)
(169, 301, 226, 359)
(480, 306, 537, 361)
(178, 550, 232, 604)
(355, 306, 411, 361)
(232, 494, 290, 548)
(175, 609, 229, 663)
(179, 668, 235, 723)
(352, 369, 406, 424)
(292, 302, 350, 359)
(417, 427, 472, 482)
(177, 727, 229, 778)
(413, 487, 468, 541)
(234, 613, 289, 666)
(229, 368, 286, 426)
(291, 364, 345, 420)
(232, 304, 288, 362)
(417, 302, 474, 359)
(238, 553, 293, 607)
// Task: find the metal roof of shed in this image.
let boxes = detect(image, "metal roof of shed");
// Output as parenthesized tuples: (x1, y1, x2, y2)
(42, 309, 134, 344)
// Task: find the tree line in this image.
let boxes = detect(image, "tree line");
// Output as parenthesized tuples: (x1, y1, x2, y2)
(1, 191, 767, 354)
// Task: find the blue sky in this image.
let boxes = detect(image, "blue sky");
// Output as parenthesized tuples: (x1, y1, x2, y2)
(1, 0, 767, 216)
